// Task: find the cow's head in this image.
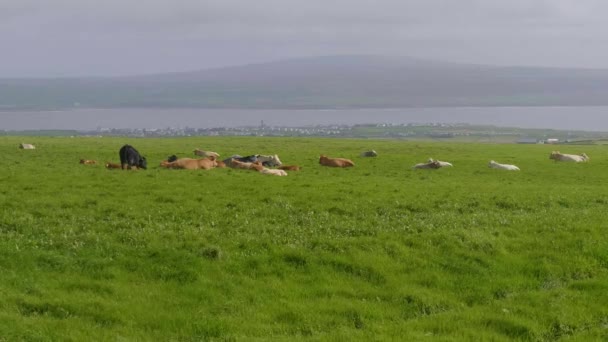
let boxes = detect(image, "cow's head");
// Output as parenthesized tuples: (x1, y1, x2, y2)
(139, 156, 148, 170)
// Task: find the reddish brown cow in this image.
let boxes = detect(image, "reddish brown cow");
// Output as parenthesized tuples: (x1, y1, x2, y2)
(105, 162, 122, 169)
(162, 157, 217, 170)
(319, 155, 355, 168)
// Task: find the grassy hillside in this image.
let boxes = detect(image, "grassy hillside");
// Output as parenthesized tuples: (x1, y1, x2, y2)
(1, 136, 607, 340)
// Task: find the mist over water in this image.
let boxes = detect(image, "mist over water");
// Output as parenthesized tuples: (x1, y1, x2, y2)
(1, 107, 608, 132)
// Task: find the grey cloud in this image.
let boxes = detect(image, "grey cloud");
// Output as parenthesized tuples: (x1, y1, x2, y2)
(1, 0, 608, 77)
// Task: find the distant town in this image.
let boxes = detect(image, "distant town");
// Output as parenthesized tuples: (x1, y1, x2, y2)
(3, 122, 608, 144)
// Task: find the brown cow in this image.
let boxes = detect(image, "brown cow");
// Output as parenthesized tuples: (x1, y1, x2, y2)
(319, 155, 355, 168)
(80, 159, 97, 165)
(105, 162, 122, 169)
(161, 157, 217, 170)
(230, 159, 264, 171)
(278, 165, 301, 171)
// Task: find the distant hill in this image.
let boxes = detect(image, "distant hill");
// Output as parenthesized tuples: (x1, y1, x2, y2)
(3, 55, 608, 110)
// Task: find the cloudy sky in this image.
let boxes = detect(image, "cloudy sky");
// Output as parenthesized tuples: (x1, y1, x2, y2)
(2, 0, 608, 77)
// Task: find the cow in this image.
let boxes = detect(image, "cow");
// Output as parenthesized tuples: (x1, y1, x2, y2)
(260, 168, 288, 176)
(413, 160, 442, 169)
(119, 144, 147, 170)
(105, 162, 122, 169)
(428, 158, 453, 167)
(229, 159, 264, 171)
(549, 151, 589, 163)
(167, 155, 178, 163)
(223, 155, 258, 167)
(488, 160, 520, 171)
(256, 154, 283, 167)
(193, 149, 220, 158)
(278, 165, 301, 171)
(79, 159, 97, 165)
(19, 143, 35, 149)
(319, 155, 355, 167)
(360, 150, 378, 157)
(161, 157, 217, 170)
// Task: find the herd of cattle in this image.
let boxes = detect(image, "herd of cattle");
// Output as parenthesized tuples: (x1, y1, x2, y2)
(20, 143, 591, 174)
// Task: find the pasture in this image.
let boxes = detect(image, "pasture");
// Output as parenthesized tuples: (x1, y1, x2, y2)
(1, 136, 608, 341)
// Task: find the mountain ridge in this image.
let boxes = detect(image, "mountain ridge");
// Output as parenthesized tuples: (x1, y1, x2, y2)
(2, 55, 608, 110)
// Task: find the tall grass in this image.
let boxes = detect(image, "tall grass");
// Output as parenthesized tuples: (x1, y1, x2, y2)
(1, 136, 607, 340)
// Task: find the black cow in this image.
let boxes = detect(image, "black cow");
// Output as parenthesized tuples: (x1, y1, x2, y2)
(222, 154, 258, 167)
(119, 144, 147, 170)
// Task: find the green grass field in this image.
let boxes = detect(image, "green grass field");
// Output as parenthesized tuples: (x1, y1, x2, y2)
(1, 136, 607, 341)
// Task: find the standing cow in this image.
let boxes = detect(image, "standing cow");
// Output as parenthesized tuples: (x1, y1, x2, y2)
(119, 144, 147, 170)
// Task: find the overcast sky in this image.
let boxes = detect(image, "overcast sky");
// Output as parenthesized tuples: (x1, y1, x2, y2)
(2, 0, 608, 77)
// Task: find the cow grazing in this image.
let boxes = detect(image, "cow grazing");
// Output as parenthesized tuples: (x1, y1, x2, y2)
(319, 155, 355, 167)
(161, 157, 217, 170)
(488, 160, 520, 171)
(19, 143, 35, 149)
(105, 162, 122, 169)
(278, 165, 301, 171)
(260, 168, 288, 176)
(360, 150, 378, 157)
(193, 149, 220, 158)
(119, 144, 147, 170)
(256, 154, 283, 167)
(79, 159, 97, 165)
(413, 160, 442, 169)
(549, 151, 589, 163)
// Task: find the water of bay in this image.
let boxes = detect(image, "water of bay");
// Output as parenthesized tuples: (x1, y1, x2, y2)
(1, 106, 607, 131)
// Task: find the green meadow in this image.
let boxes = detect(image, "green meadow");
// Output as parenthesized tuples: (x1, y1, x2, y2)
(1, 136, 607, 341)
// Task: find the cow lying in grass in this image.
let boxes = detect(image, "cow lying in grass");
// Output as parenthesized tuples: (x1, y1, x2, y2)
(413, 160, 442, 169)
(360, 150, 378, 157)
(278, 165, 301, 171)
(105, 162, 122, 169)
(230, 159, 264, 171)
(256, 154, 283, 167)
(193, 149, 220, 158)
(161, 157, 217, 170)
(549, 151, 589, 163)
(429, 158, 453, 167)
(223, 155, 258, 167)
(79, 159, 97, 165)
(488, 160, 520, 171)
(260, 168, 287, 176)
(319, 155, 355, 167)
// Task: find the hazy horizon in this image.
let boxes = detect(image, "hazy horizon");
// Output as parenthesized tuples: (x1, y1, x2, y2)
(2, 1, 608, 77)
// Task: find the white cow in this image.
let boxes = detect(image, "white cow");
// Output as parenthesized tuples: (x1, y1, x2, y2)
(549, 151, 589, 163)
(488, 160, 520, 171)
(19, 143, 35, 149)
(413, 160, 441, 169)
(193, 149, 220, 158)
(428, 158, 453, 167)
(260, 168, 287, 176)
